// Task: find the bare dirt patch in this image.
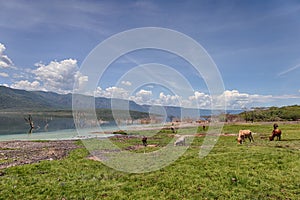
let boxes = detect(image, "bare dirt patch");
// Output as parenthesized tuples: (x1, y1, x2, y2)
(0, 140, 81, 169)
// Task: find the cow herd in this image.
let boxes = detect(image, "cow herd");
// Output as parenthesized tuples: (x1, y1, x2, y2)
(172, 123, 282, 146)
(237, 123, 282, 144)
(144, 123, 283, 147)
(173, 123, 283, 146)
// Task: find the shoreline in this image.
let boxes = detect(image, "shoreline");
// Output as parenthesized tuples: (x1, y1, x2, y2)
(1, 120, 299, 142)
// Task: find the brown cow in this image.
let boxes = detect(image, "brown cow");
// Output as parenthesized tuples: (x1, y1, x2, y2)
(142, 136, 148, 146)
(269, 129, 281, 141)
(237, 130, 254, 144)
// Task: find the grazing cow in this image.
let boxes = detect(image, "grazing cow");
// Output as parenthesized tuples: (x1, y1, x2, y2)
(269, 129, 282, 141)
(174, 136, 186, 146)
(170, 123, 178, 133)
(237, 130, 254, 144)
(142, 136, 148, 146)
(170, 125, 176, 133)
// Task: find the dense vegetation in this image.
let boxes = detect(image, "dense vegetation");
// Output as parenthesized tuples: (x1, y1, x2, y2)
(241, 105, 300, 122)
(1, 123, 299, 199)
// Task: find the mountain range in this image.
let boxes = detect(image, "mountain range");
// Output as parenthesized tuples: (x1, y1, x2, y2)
(0, 86, 241, 118)
(0, 85, 140, 110)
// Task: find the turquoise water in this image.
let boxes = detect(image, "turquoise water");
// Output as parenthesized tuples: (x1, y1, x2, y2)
(0, 123, 165, 141)
(0, 114, 118, 141)
(0, 112, 161, 141)
(0, 128, 117, 141)
(0, 109, 243, 141)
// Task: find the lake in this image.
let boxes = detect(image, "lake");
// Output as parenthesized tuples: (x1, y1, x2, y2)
(0, 113, 75, 135)
(0, 113, 117, 141)
(0, 109, 243, 141)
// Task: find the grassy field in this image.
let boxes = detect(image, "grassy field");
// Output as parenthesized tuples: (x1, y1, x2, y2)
(0, 122, 299, 199)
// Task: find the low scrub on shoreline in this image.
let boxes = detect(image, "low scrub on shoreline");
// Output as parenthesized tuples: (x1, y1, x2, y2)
(241, 105, 300, 122)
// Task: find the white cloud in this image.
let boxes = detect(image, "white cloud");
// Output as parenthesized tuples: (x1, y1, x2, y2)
(221, 90, 250, 109)
(0, 43, 14, 69)
(121, 80, 132, 86)
(132, 89, 153, 104)
(31, 59, 87, 93)
(33, 59, 77, 90)
(10, 58, 88, 93)
(94, 87, 104, 96)
(188, 91, 212, 108)
(212, 90, 274, 109)
(156, 92, 181, 106)
(94, 86, 129, 99)
(11, 80, 41, 91)
(270, 94, 300, 99)
(0, 72, 9, 77)
(106, 86, 129, 99)
(92, 86, 300, 109)
(278, 63, 300, 76)
(74, 71, 88, 92)
(93, 88, 275, 109)
(0, 83, 9, 87)
(183, 89, 277, 109)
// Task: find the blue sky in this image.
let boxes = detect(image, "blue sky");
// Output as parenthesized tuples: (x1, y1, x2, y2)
(0, 0, 300, 109)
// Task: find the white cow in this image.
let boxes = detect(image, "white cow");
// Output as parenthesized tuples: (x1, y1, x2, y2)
(174, 136, 186, 146)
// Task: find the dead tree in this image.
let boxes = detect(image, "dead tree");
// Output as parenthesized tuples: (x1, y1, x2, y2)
(24, 114, 34, 133)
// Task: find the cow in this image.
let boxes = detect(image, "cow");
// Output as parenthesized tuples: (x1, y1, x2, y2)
(142, 136, 148, 146)
(174, 136, 186, 146)
(269, 129, 282, 141)
(237, 130, 254, 144)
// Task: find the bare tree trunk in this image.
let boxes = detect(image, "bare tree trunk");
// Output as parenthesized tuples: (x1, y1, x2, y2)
(24, 115, 34, 134)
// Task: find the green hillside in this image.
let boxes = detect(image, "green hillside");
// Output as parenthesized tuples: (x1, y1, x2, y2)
(241, 105, 300, 121)
(0, 86, 145, 112)
(0, 86, 61, 110)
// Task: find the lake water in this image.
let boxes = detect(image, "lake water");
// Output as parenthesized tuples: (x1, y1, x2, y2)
(0, 114, 75, 135)
(0, 114, 118, 141)
(0, 109, 243, 141)
(0, 113, 163, 141)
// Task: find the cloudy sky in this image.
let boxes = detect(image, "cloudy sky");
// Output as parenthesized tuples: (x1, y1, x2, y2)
(0, 0, 300, 109)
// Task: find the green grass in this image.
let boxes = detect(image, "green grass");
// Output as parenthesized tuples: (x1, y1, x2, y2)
(0, 123, 299, 199)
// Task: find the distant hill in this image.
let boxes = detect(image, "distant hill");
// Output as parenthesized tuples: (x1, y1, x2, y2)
(0, 86, 145, 112)
(0, 86, 242, 119)
(240, 105, 300, 122)
(0, 86, 60, 110)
